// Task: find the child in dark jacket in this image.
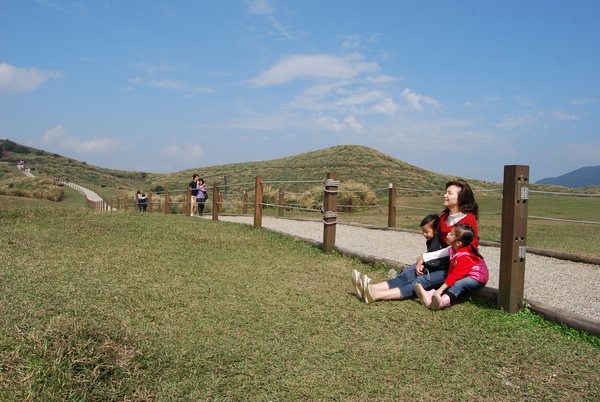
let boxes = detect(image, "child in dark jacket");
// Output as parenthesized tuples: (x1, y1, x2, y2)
(420, 214, 450, 274)
(415, 224, 488, 310)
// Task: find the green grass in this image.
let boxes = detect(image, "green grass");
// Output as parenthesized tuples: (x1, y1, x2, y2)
(0, 204, 598, 400)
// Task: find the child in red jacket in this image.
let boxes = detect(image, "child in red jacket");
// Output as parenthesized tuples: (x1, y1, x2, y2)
(415, 224, 488, 310)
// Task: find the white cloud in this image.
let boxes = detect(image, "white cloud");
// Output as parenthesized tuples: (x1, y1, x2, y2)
(0, 62, 63, 93)
(551, 110, 580, 121)
(314, 114, 344, 131)
(41, 125, 124, 154)
(569, 98, 599, 105)
(370, 97, 398, 114)
(495, 112, 543, 130)
(245, 0, 274, 16)
(128, 77, 213, 94)
(250, 53, 380, 87)
(162, 143, 204, 162)
(244, 0, 295, 40)
(400, 88, 440, 111)
(341, 33, 381, 49)
(366, 74, 399, 84)
(344, 115, 365, 133)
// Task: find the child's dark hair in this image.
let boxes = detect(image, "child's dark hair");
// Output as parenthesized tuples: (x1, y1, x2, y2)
(443, 179, 479, 219)
(452, 224, 482, 257)
(420, 214, 440, 229)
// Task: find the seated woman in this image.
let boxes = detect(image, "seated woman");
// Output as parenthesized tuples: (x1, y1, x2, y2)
(351, 179, 479, 303)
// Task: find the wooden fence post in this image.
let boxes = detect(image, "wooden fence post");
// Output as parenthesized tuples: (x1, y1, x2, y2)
(322, 173, 339, 253)
(212, 183, 219, 221)
(388, 183, 396, 228)
(218, 193, 223, 213)
(186, 186, 192, 216)
(279, 189, 284, 217)
(499, 165, 530, 314)
(254, 177, 263, 229)
(165, 189, 171, 214)
(147, 191, 153, 213)
(243, 191, 248, 214)
(124, 196, 128, 212)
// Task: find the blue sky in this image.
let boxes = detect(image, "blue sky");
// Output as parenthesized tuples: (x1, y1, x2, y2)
(1, 0, 599, 183)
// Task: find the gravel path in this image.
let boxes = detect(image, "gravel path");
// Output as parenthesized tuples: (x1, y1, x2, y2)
(214, 215, 600, 322)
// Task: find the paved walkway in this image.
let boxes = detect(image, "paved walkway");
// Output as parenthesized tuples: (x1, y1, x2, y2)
(64, 182, 104, 203)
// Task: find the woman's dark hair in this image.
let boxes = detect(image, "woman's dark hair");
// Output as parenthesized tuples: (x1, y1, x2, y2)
(420, 214, 440, 229)
(443, 179, 479, 219)
(452, 224, 482, 257)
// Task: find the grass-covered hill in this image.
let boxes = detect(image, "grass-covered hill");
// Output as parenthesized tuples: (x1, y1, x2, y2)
(147, 145, 483, 193)
(3, 139, 598, 197)
(0, 139, 150, 193)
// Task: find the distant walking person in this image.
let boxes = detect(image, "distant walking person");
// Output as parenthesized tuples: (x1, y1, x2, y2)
(140, 194, 148, 212)
(137, 191, 144, 212)
(189, 174, 200, 216)
(197, 179, 208, 216)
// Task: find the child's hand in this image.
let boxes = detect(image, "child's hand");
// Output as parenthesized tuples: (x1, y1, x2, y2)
(415, 264, 424, 275)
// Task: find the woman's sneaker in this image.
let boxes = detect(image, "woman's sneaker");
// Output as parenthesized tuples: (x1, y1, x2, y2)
(351, 269, 363, 300)
(362, 275, 375, 304)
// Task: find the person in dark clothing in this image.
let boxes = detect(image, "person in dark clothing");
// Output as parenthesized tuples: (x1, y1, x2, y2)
(188, 174, 199, 216)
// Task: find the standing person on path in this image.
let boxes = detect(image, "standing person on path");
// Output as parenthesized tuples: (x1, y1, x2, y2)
(189, 174, 199, 216)
(197, 179, 207, 216)
(351, 179, 479, 303)
(137, 191, 144, 212)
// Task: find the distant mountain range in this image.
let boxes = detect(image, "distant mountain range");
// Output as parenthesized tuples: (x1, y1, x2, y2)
(535, 166, 600, 188)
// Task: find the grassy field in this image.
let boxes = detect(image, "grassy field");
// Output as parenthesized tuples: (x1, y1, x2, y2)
(0, 198, 599, 400)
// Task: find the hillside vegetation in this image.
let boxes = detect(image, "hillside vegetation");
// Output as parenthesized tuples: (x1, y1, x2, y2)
(2, 139, 598, 197)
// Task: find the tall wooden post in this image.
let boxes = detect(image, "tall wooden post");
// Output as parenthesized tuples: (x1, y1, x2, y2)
(322, 173, 339, 253)
(278, 189, 284, 217)
(212, 183, 219, 221)
(147, 191, 153, 213)
(243, 191, 248, 214)
(388, 183, 396, 228)
(499, 165, 530, 314)
(186, 186, 192, 216)
(254, 177, 263, 229)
